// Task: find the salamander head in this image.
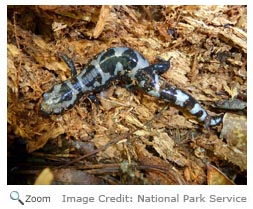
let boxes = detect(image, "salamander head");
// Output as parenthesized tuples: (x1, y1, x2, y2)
(40, 82, 77, 114)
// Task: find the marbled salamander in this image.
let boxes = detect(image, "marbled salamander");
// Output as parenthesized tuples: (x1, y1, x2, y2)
(40, 46, 223, 127)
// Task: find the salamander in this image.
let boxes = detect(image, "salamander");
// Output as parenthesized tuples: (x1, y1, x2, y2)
(40, 46, 223, 128)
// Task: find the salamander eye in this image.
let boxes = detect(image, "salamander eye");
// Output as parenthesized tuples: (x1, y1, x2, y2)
(43, 92, 50, 101)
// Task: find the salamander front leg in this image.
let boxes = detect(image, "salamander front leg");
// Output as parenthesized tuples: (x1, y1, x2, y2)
(87, 94, 100, 107)
(59, 53, 77, 77)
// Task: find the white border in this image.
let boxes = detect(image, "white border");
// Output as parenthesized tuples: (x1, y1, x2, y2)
(3, 0, 250, 5)
(1, 1, 251, 209)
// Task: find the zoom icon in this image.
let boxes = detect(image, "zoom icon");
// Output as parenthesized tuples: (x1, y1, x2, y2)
(10, 191, 24, 205)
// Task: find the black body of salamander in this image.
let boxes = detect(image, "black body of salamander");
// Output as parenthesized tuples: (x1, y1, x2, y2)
(40, 46, 223, 127)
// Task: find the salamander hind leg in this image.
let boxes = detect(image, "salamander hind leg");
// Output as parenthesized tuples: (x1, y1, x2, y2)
(125, 59, 171, 92)
(144, 57, 172, 75)
(155, 56, 173, 74)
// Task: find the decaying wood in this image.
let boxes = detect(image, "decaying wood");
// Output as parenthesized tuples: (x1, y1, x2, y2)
(7, 5, 247, 185)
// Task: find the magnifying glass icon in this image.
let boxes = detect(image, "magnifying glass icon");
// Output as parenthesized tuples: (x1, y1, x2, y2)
(10, 191, 24, 205)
